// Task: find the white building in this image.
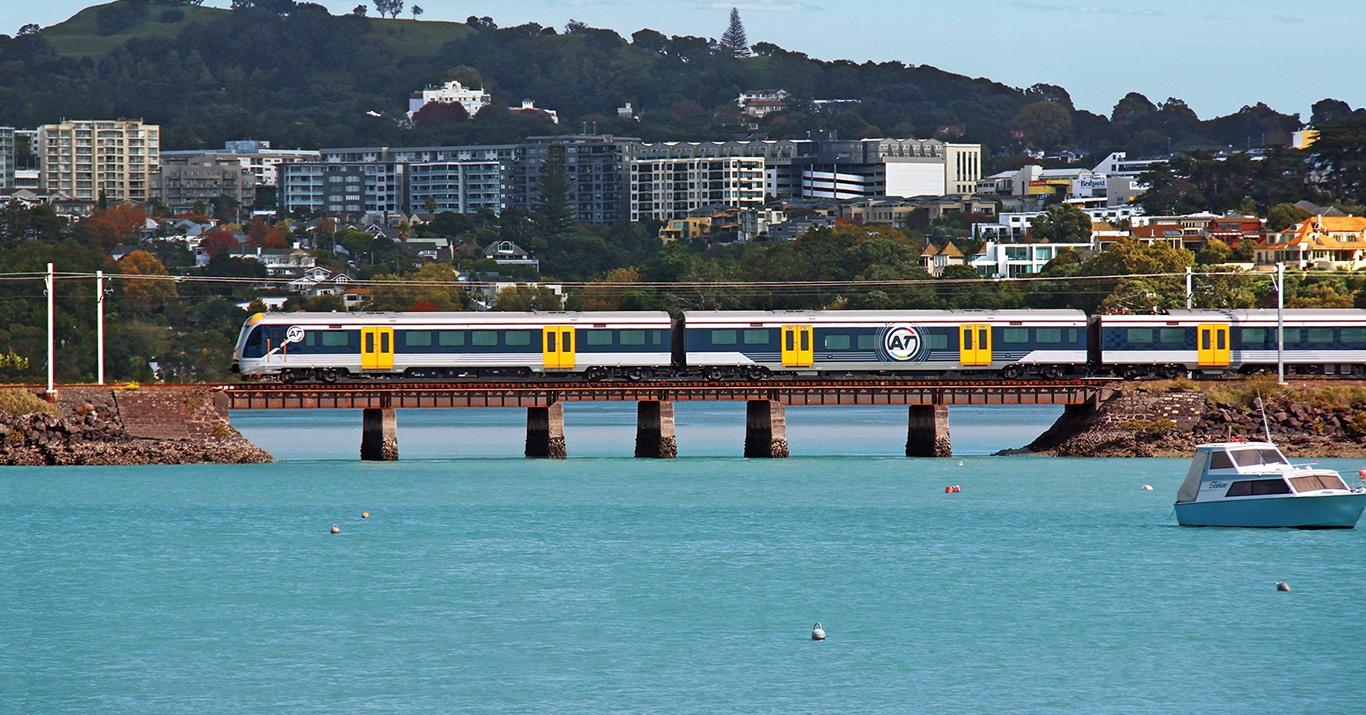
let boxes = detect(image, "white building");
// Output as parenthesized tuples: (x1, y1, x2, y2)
(629, 156, 766, 221)
(972, 206, 1143, 242)
(408, 80, 492, 119)
(737, 90, 789, 118)
(968, 240, 1093, 278)
(37, 119, 160, 202)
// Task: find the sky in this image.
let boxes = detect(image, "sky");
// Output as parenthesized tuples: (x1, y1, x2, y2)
(10, 0, 1364, 122)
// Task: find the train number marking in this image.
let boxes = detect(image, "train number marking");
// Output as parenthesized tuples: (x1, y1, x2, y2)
(286, 326, 305, 343)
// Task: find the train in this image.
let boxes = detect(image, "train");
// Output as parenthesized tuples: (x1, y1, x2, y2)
(233, 308, 1366, 382)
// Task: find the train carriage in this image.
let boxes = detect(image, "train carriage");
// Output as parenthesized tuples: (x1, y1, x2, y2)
(680, 310, 1089, 378)
(1092, 309, 1366, 378)
(234, 311, 674, 381)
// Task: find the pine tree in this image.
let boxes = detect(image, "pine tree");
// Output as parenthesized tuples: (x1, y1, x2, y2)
(532, 144, 575, 238)
(721, 8, 749, 57)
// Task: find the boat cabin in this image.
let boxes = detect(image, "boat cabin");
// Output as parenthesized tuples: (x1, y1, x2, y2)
(1176, 442, 1349, 504)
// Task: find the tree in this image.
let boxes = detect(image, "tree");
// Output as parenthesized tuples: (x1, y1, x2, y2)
(116, 250, 178, 313)
(532, 143, 574, 238)
(17, 24, 40, 36)
(410, 100, 468, 127)
(411, 5, 422, 19)
(491, 284, 563, 311)
(79, 204, 148, 250)
(1012, 101, 1073, 149)
(1028, 204, 1091, 243)
(720, 8, 749, 57)
(1311, 114, 1366, 202)
(351, 4, 367, 16)
(366, 263, 467, 311)
(372, 0, 403, 19)
(1266, 203, 1312, 232)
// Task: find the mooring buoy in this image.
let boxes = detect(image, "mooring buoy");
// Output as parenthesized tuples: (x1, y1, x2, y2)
(811, 622, 826, 641)
(1275, 581, 1291, 592)
(330, 524, 340, 534)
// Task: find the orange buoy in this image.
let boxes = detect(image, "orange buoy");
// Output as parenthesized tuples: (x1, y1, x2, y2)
(361, 512, 370, 518)
(946, 486, 953, 493)
(330, 524, 340, 534)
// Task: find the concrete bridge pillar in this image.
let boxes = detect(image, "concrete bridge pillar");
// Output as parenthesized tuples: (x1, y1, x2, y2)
(906, 404, 951, 457)
(526, 402, 567, 459)
(635, 400, 677, 458)
(360, 407, 398, 461)
(744, 400, 789, 458)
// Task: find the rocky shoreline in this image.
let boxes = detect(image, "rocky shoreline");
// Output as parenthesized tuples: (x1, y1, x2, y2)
(0, 386, 272, 466)
(1009, 380, 1366, 458)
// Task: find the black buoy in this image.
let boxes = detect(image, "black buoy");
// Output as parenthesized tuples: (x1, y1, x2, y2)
(1275, 581, 1291, 592)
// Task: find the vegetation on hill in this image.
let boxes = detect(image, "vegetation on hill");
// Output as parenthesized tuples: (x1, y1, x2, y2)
(0, 0, 1341, 166)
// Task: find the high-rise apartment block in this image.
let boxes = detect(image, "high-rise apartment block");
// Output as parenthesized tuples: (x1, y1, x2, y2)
(37, 119, 160, 202)
(0, 127, 14, 191)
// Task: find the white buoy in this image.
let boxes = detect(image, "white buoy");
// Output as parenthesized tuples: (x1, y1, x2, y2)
(1142, 485, 1153, 491)
(811, 622, 825, 641)
(958, 460, 964, 466)
(1275, 581, 1291, 592)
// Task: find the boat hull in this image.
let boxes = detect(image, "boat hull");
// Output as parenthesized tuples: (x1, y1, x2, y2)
(1175, 493, 1366, 528)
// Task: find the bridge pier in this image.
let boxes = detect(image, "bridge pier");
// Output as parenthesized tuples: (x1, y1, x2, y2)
(744, 400, 789, 458)
(526, 402, 567, 459)
(635, 400, 677, 458)
(360, 407, 398, 461)
(906, 404, 951, 457)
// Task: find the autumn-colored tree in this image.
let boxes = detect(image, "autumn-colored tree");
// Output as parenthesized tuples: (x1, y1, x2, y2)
(200, 229, 238, 259)
(491, 284, 562, 311)
(117, 250, 178, 312)
(262, 223, 291, 249)
(579, 267, 645, 310)
(80, 204, 149, 250)
(366, 263, 468, 310)
(247, 219, 269, 246)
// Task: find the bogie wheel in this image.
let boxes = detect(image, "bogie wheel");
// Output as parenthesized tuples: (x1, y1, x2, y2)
(1002, 365, 1023, 380)
(1159, 365, 1182, 380)
(1042, 366, 1062, 380)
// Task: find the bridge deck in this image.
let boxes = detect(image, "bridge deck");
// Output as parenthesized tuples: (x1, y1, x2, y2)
(220, 380, 1104, 410)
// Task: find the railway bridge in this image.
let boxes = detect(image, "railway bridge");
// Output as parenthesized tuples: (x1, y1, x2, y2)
(218, 379, 1106, 460)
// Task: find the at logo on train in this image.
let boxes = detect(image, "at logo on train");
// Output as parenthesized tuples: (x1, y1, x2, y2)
(881, 324, 923, 362)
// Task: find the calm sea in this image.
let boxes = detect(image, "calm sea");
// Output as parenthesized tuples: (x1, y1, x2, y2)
(3, 404, 1364, 714)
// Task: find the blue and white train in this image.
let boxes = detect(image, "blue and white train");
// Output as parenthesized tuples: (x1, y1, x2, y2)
(233, 308, 1366, 381)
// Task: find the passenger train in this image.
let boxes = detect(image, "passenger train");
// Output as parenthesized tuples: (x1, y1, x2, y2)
(233, 308, 1366, 382)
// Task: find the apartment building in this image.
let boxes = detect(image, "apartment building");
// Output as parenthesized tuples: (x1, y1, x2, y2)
(37, 119, 160, 202)
(152, 153, 257, 212)
(0, 127, 14, 191)
(629, 157, 765, 221)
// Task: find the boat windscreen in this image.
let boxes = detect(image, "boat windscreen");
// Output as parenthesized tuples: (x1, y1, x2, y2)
(1290, 474, 1348, 492)
(1231, 449, 1287, 467)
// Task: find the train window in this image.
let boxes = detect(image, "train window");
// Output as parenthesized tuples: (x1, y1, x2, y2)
(584, 330, 613, 346)
(1002, 328, 1029, 344)
(653, 330, 663, 346)
(321, 331, 349, 347)
(619, 330, 646, 346)
(404, 331, 432, 347)
(438, 331, 465, 346)
(1307, 328, 1334, 343)
(1242, 328, 1267, 343)
(743, 329, 769, 345)
(857, 334, 878, 350)
(504, 331, 532, 346)
(824, 334, 851, 350)
(1342, 328, 1366, 343)
(1036, 328, 1061, 344)
(929, 334, 948, 350)
(1159, 328, 1185, 344)
(472, 330, 497, 346)
(712, 330, 738, 346)
(305, 332, 316, 347)
(1127, 328, 1154, 344)
(1068, 328, 1078, 344)
(785, 331, 794, 351)
(248, 328, 263, 347)
(1281, 328, 1301, 344)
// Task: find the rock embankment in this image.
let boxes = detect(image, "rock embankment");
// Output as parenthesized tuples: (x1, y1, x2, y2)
(0, 386, 272, 466)
(1012, 382, 1366, 458)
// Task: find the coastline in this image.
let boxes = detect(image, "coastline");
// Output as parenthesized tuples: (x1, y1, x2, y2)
(1007, 379, 1366, 458)
(0, 386, 272, 466)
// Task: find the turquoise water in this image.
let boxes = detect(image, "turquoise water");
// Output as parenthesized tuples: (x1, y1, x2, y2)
(4, 405, 1365, 714)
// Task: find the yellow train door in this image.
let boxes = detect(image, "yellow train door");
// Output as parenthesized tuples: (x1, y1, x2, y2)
(542, 326, 575, 369)
(1198, 324, 1230, 367)
(959, 324, 992, 366)
(782, 325, 813, 367)
(361, 327, 394, 370)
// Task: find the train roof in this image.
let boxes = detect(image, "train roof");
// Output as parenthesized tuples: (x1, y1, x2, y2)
(247, 311, 673, 326)
(1098, 309, 1366, 323)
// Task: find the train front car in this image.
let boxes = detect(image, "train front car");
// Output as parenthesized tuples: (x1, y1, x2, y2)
(681, 310, 1088, 379)
(234, 311, 674, 382)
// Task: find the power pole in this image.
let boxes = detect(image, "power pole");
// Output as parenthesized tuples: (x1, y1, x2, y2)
(46, 263, 56, 398)
(97, 270, 105, 385)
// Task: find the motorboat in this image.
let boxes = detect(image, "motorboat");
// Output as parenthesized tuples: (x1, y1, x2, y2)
(1174, 442, 1366, 528)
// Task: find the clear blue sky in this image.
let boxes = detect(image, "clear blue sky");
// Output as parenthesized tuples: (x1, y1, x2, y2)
(12, 0, 1364, 122)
